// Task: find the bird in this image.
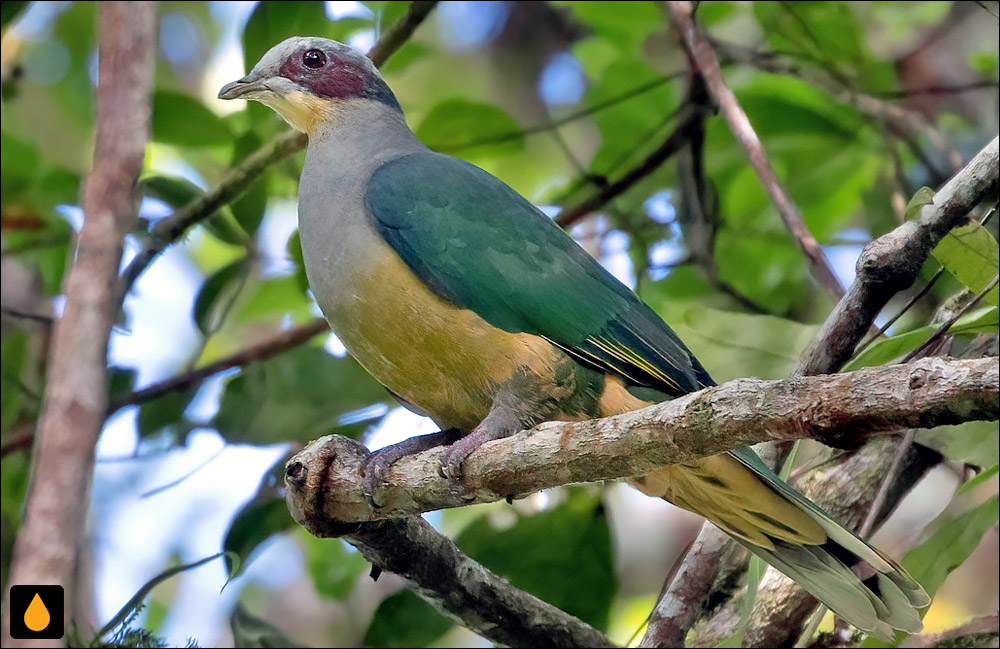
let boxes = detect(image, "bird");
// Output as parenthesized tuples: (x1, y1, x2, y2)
(220, 37, 929, 640)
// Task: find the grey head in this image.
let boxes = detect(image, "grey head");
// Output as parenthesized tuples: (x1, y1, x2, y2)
(219, 36, 400, 134)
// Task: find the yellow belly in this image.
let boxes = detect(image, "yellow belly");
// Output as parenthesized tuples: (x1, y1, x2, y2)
(326, 252, 567, 431)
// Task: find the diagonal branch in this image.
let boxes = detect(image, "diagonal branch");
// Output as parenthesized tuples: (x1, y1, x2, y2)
(665, 0, 846, 302)
(797, 135, 999, 376)
(1, 3, 158, 645)
(340, 517, 614, 648)
(554, 104, 706, 227)
(285, 357, 997, 526)
(116, 1, 439, 299)
(110, 317, 329, 411)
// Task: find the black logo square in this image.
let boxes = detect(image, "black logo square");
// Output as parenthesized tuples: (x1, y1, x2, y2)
(9, 585, 64, 639)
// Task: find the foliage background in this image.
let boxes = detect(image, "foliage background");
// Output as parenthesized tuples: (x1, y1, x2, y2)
(0, 1, 997, 647)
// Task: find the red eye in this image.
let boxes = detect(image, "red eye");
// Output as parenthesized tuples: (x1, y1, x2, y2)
(303, 49, 326, 69)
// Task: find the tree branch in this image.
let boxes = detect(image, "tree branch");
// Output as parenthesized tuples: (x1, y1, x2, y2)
(1, 3, 158, 646)
(797, 135, 999, 377)
(110, 317, 329, 411)
(665, 0, 846, 302)
(285, 357, 996, 526)
(116, 1, 439, 298)
(554, 104, 705, 227)
(338, 517, 614, 648)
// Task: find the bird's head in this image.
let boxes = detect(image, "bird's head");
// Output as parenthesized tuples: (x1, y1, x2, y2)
(218, 37, 399, 135)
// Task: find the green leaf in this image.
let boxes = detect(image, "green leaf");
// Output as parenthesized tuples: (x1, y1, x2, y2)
(456, 490, 616, 629)
(844, 306, 999, 370)
(0, 333, 28, 432)
(0, 1, 28, 30)
(916, 420, 999, 469)
(639, 302, 819, 381)
(902, 495, 999, 600)
(141, 174, 249, 245)
(417, 99, 524, 155)
(210, 344, 390, 445)
(193, 258, 251, 337)
(301, 533, 369, 600)
(231, 603, 303, 648)
(931, 223, 1000, 307)
(152, 90, 233, 147)
(224, 455, 295, 578)
(903, 186, 935, 221)
(136, 389, 196, 440)
(364, 590, 452, 648)
(229, 132, 271, 235)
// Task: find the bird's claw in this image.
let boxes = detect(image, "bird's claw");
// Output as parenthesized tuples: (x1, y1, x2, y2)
(438, 445, 478, 502)
(361, 454, 389, 509)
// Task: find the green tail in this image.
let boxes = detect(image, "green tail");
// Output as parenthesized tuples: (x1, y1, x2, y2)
(729, 448, 930, 640)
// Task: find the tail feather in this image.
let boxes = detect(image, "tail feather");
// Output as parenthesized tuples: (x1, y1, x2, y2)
(633, 447, 929, 640)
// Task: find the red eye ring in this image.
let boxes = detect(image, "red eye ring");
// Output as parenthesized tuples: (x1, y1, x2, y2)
(303, 49, 327, 69)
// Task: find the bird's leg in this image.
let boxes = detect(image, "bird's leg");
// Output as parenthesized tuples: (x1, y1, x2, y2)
(363, 428, 463, 507)
(440, 393, 530, 483)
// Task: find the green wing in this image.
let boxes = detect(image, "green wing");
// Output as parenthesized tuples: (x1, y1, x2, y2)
(365, 151, 711, 397)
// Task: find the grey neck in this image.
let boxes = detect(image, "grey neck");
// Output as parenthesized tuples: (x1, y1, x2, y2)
(307, 98, 425, 167)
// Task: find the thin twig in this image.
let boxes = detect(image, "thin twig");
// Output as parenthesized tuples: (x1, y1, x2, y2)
(111, 317, 329, 411)
(903, 275, 1000, 363)
(859, 430, 917, 537)
(665, 0, 846, 302)
(555, 105, 706, 227)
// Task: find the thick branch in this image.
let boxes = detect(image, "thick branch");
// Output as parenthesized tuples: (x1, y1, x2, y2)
(332, 517, 613, 648)
(665, 0, 846, 302)
(797, 135, 999, 376)
(285, 357, 997, 527)
(1, 3, 157, 646)
(117, 1, 438, 297)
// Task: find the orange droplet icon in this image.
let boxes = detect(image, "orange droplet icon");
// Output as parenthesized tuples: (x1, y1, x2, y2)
(24, 592, 50, 632)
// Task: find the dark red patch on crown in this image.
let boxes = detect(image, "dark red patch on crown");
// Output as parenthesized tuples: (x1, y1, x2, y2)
(279, 53, 367, 100)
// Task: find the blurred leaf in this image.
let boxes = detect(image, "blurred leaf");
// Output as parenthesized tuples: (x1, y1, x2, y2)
(931, 223, 1000, 307)
(559, 2, 661, 54)
(193, 258, 251, 336)
(230, 132, 271, 235)
(236, 276, 314, 326)
(243, 1, 329, 71)
(456, 490, 616, 629)
(0, 1, 28, 30)
(364, 590, 452, 648)
(152, 90, 233, 147)
(904, 495, 999, 598)
(916, 420, 999, 469)
(211, 344, 389, 445)
(0, 131, 41, 207)
(380, 43, 431, 75)
(0, 333, 28, 431)
(231, 603, 303, 648)
(417, 99, 524, 155)
(224, 456, 295, 578)
(141, 174, 249, 246)
(640, 301, 818, 381)
(302, 533, 369, 600)
(136, 389, 196, 440)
